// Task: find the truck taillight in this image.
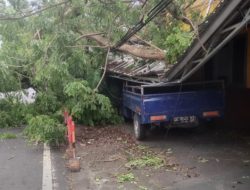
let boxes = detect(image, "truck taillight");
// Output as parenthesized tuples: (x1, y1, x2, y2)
(203, 111, 220, 117)
(150, 115, 167, 121)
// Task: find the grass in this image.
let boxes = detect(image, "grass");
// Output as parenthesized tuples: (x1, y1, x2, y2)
(137, 145, 147, 150)
(117, 173, 135, 183)
(125, 155, 164, 169)
(0, 133, 17, 139)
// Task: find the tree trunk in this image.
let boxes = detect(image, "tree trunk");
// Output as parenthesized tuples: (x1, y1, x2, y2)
(82, 33, 166, 60)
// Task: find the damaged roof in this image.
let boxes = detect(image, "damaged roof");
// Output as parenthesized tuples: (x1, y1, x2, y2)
(107, 0, 250, 84)
(107, 53, 172, 83)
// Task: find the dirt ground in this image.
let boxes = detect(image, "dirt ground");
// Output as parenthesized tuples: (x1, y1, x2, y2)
(67, 124, 250, 190)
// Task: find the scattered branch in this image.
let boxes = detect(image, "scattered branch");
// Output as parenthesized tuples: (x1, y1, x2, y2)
(34, 29, 42, 40)
(95, 157, 120, 162)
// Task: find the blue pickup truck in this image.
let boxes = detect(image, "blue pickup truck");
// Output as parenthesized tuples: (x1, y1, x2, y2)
(122, 81, 225, 140)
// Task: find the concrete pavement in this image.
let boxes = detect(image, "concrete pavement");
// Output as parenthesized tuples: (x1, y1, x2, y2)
(141, 126, 250, 190)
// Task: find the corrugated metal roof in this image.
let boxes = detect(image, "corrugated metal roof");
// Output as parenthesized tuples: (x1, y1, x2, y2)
(107, 53, 172, 78)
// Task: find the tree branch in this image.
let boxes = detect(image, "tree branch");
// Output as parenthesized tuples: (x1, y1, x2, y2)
(182, 16, 208, 53)
(0, 1, 69, 21)
(134, 34, 165, 53)
(94, 48, 110, 92)
(65, 45, 108, 49)
(75, 32, 106, 42)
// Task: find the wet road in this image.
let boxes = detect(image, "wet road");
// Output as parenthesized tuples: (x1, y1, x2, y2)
(0, 128, 69, 190)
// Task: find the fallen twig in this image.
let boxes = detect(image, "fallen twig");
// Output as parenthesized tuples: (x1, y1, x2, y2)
(95, 157, 120, 162)
(8, 156, 15, 160)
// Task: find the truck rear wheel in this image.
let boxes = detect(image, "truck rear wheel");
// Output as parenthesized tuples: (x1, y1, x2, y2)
(133, 114, 146, 140)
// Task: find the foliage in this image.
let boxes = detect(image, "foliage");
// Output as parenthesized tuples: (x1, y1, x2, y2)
(117, 173, 135, 183)
(24, 115, 66, 145)
(0, 111, 12, 128)
(125, 156, 164, 169)
(64, 81, 120, 126)
(34, 91, 61, 115)
(164, 26, 193, 63)
(0, 133, 17, 139)
(0, 0, 219, 133)
(0, 99, 32, 128)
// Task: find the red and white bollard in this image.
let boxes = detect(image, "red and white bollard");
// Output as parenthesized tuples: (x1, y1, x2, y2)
(64, 111, 80, 172)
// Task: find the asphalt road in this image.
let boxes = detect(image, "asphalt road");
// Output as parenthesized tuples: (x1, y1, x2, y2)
(0, 128, 69, 190)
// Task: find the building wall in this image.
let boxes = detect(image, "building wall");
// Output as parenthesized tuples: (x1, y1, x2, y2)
(213, 32, 250, 128)
(212, 43, 234, 86)
(247, 29, 250, 88)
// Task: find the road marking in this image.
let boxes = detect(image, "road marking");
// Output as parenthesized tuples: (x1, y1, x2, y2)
(42, 143, 53, 190)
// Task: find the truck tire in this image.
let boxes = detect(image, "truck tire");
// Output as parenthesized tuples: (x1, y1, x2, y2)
(133, 114, 146, 140)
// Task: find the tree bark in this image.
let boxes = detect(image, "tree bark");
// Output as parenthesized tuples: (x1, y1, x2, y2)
(83, 34, 165, 60)
(118, 44, 165, 60)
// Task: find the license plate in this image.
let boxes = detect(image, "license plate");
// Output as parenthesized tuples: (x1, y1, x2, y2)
(173, 116, 197, 124)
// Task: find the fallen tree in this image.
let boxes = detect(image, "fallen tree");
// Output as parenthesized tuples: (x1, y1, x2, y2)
(0, 0, 219, 134)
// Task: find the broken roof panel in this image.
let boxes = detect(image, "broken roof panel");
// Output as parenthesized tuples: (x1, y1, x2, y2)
(107, 53, 172, 78)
